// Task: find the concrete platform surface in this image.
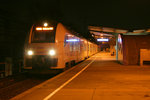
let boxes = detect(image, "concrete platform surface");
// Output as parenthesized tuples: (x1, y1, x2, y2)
(11, 52, 150, 100)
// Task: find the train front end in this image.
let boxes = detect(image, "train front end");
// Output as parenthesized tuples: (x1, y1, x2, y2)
(24, 22, 59, 73)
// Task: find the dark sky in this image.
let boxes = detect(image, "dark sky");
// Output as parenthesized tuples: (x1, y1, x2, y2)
(60, 0, 150, 30)
(1, 0, 150, 31)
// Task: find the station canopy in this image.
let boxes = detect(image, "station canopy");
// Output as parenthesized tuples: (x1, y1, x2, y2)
(88, 26, 150, 40)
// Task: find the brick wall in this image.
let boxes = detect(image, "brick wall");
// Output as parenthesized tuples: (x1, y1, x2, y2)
(122, 35, 150, 65)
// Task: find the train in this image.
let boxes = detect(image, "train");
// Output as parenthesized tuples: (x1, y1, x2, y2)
(23, 21, 98, 74)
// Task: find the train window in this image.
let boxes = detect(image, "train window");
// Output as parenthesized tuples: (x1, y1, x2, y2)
(74, 42, 78, 51)
(31, 31, 55, 43)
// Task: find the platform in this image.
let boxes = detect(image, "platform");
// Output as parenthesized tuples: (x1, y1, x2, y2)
(11, 52, 150, 100)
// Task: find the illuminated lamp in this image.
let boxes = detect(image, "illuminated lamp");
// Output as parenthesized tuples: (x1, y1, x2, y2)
(66, 39, 79, 42)
(97, 38, 109, 42)
(118, 38, 122, 43)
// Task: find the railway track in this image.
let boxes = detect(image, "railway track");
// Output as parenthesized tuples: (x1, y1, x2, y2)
(0, 72, 58, 100)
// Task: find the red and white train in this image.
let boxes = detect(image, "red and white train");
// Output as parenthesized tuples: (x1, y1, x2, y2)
(24, 21, 98, 73)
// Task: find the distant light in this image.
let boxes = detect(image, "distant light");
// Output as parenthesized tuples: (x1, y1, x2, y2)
(44, 23, 48, 27)
(66, 39, 79, 42)
(97, 38, 109, 42)
(118, 34, 122, 43)
(118, 38, 122, 43)
(100, 34, 103, 36)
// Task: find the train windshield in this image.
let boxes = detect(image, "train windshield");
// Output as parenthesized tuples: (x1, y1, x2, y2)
(31, 31, 55, 43)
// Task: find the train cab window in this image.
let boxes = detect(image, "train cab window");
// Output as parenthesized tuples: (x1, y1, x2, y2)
(31, 31, 55, 43)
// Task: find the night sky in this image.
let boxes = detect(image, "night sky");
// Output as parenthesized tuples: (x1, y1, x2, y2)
(1, 0, 150, 31)
(61, 0, 150, 31)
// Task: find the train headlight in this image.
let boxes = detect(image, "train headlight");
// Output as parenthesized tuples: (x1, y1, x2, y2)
(27, 50, 33, 55)
(49, 50, 55, 56)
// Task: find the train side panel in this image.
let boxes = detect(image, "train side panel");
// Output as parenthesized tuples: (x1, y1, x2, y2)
(56, 23, 80, 68)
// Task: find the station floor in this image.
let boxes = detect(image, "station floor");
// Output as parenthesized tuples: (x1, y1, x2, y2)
(11, 52, 150, 100)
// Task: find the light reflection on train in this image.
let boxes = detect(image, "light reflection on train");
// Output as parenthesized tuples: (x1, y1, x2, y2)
(24, 22, 98, 73)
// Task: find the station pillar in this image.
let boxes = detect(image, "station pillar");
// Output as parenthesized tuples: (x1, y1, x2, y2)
(116, 34, 118, 60)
